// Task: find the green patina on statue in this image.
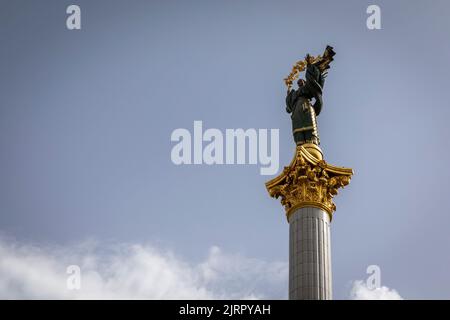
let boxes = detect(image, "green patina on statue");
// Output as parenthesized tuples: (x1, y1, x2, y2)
(285, 46, 336, 146)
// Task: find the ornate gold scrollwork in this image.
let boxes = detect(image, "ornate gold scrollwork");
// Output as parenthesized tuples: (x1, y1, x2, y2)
(265, 145, 353, 221)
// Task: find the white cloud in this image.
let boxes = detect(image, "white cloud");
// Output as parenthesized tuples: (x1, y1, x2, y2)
(349, 280, 403, 300)
(0, 238, 407, 300)
(0, 240, 287, 299)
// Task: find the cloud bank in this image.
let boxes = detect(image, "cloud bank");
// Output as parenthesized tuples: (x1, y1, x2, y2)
(0, 240, 288, 299)
(349, 280, 403, 300)
(0, 238, 404, 300)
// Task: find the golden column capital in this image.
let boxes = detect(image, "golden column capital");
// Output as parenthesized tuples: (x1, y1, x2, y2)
(265, 144, 353, 221)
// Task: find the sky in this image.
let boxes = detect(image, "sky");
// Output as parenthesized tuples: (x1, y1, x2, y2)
(0, 0, 449, 299)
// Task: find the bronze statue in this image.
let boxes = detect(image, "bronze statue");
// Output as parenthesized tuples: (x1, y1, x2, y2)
(285, 46, 336, 146)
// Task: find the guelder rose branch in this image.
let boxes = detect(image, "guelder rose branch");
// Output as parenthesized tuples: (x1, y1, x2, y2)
(170, 121, 279, 175)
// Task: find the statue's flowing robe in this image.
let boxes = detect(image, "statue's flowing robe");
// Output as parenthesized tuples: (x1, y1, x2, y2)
(286, 64, 324, 145)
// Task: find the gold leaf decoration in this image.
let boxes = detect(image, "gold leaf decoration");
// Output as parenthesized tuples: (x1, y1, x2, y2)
(265, 145, 353, 221)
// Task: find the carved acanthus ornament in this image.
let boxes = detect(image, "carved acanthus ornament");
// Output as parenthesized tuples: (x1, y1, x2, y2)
(265, 144, 353, 221)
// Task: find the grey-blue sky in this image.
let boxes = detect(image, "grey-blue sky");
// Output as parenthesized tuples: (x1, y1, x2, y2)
(0, 0, 449, 299)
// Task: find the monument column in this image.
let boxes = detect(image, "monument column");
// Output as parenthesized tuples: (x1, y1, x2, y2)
(289, 206, 331, 299)
(266, 143, 353, 300)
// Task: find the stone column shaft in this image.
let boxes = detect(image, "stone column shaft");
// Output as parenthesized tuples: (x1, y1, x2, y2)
(289, 207, 332, 300)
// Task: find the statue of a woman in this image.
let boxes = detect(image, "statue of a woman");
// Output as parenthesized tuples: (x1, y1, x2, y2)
(285, 46, 335, 146)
